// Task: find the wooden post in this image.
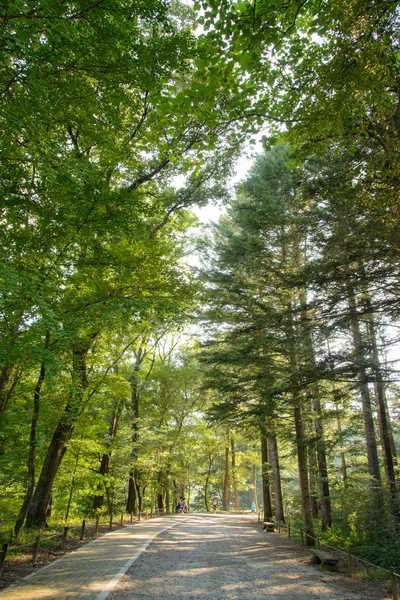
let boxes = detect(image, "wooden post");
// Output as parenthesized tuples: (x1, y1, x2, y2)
(130, 513, 133, 524)
(300, 528, 304, 545)
(120, 513, 124, 527)
(258, 512, 261, 523)
(138, 511, 141, 522)
(94, 516, 100, 535)
(390, 568, 399, 600)
(0, 543, 8, 578)
(32, 535, 40, 565)
(80, 520, 86, 541)
(288, 523, 291, 538)
(347, 549, 353, 576)
(109, 516, 113, 531)
(61, 526, 69, 550)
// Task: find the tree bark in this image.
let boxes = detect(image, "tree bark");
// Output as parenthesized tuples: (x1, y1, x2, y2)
(261, 432, 272, 521)
(367, 311, 399, 520)
(126, 345, 145, 513)
(204, 454, 213, 512)
(347, 284, 381, 487)
(314, 395, 333, 529)
(137, 479, 143, 514)
(252, 463, 257, 507)
(300, 287, 332, 529)
(0, 313, 24, 423)
(287, 298, 314, 542)
(126, 471, 137, 514)
(25, 338, 93, 528)
(65, 452, 80, 522)
(268, 435, 284, 524)
(14, 335, 48, 537)
(157, 470, 164, 510)
(165, 471, 171, 513)
(93, 454, 110, 510)
(334, 392, 348, 486)
(223, 435, 230, 511)
(0, 367, 20, 424)
(231, 436, 239, 510)
(294, 403, 315, 545)
(93, 405, 121, 510)
(308, 445, 319, 519)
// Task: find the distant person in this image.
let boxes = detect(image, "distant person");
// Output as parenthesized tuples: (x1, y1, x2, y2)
(251, 502, 256, 513)
(177, 496, 188, 513)
(212, 494, 218, 513)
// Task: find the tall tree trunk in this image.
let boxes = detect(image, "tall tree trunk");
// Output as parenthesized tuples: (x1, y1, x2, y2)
(93, 405, 121, 510)
(334, 392, 348, 486)
(166, 482, 170, 513)
(252, 464, 257, 507)
(157, 470, 164, 510)
(126, 346, 144, 513)
(105, 486, 113, 523)
(300, 287, 332, 529)
(261, 431, 272, 521)
(0, 367, 20, 424)
(93, 454, 111, 511)
(173, 479, 179, 511)
(25, 434, 67, 527)
(14, 336, 48, 537)
(126, 471, 137, 514)
(367, 311, 400, 520)
(136, 479, 144, 515)
(294, 402, 315, 545)
(308, 445, 319, 519)
(268, 435, 284, 524)
(223, 436, 230, 511)
(231, 436, 239, 510)
(204, 454, 213, 512)
(347, 284, 381, 488)
(287, 298, 314, 543)
(314, 395, 333, 529)
(65, 452, 80, 522)
(25, 338, 93, 528)
(0, 367, 13, 421)
(0, 313, 24, 423)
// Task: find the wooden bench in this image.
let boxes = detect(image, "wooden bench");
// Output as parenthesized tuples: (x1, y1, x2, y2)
(311, 549, 339, 571)
(262, 521, 275, 532)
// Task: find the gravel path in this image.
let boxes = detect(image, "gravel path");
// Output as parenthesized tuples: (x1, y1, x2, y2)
(0, 517, 182, 600)
(109, 514, 390, 600)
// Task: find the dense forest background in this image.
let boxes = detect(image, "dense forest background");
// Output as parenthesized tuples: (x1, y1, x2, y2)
(0, 0, 399, 571)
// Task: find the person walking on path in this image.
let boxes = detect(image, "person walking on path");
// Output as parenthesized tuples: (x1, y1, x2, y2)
(212, 494, 219, 513)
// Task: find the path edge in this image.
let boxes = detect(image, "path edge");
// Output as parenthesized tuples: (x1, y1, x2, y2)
(94, 518, 189, 600)
(0, 516, 186, 597)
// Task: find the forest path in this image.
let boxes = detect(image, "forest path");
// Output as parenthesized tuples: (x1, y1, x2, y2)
(0, 515, 185, 600)
(0, 514, 389, 600)
(108, 514, 389, 600)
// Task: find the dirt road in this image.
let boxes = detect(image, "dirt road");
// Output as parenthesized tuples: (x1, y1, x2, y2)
(109, 514, 390, 600)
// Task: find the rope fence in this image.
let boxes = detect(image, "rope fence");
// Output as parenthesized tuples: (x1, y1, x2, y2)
(0, 509, 166, 580)
(258, 514, 399, 600)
